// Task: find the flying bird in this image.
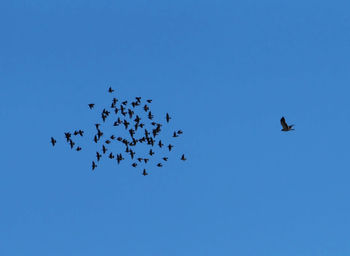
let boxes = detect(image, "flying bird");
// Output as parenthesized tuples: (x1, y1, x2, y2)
(50, 137, 56, 146)
(76, 147, 82, 151)
(96, 152, 102, 161)
(181, 154, 186, 161)
(143, 169, 148, 176)
(108, 87, 114, 93)
(280, 117, 295, 132)
(92, 161, 97, 170)
(166, 113, 171, 123)
(168, 144, 173, 151)
(88, 103, 95, 109)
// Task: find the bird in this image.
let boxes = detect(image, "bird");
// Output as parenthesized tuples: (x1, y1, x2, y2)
(94, 135, 98, 143)
(168, 144, 173, 151)
(50, 137, 56, 146)
(177, 130, 183, 135)
(173, 132, 178, 138)
(157, 163, 163, 167)
(144, 158, 149, 163)
(69, 140, 75, 149)
(143, 105, 149, 112)
(110, 135, 116, 140)
(105, 140, 111, 144)
(148, 112, 154, 120)
(143, 169, 148, 176)
(137, 158, 143, 162)
(166, 113, 171, 123)
(95, 123, 100, 129)
(162, 157, 168, 161)
(280, 117, 295, 131)
(109, 153, 114, 159)
(147, 99, 152, 103)
(64, 132, 71, 142)
(76, 147, 82, 151)
(108, 87, 114, 93)
(96, 152, 102, 161)
(88, 103, 95, 109)
(136, 97, 141, 103)
(132, 163, 137, 167)
(102, 145, 107, 154)
(149, 149, 155, 156)
(181, 154, 186, 161)
(158, 140, 164, 148)
(92, 161, 97, 170)
(122, 101, 128, 105)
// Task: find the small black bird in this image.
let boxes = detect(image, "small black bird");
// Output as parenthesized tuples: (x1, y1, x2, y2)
(95, 123, 100, 129)
(158, 140, 164, 148)
(102, 145, 107, 154)
(69, 140, 75, 149)
(280, 117, 295, 131)
(114, 108, 119, 114)
(92, 161, 97, 170)
(96, 152, 102, 161)
(88, 103, 95, 109)
(122, 101, 128, 105)
(136, 97, 141, 103)
(144, 158, 149, 163)
(177, 130, 183, 135)
(109, 153, 114, 159)
(94, 135, 98, 143)
(110, 135, 116, 140)
(128, 109, 134, 119)
(173, 132, 178, 138)
(143, 105, 149, 112)
(166, 113, 171, 123)
(143, 169, 148, 176)
(147, 99, 152, 103)
(181, 154, 187, 161)
(50, 137, 56, 146)
(132, 163, 137, 167)
(149, 149, 155, 156)
(108, 86, 114, 93)
(168, 144, 173, 151)
(162, 157, 168, 161)
(148, 112, 154, 120)
(105, 140, 111, 144)
(130, 150, 135, 159)
(64, 132, 71, 142)
(76, 147, 82, 151)
(97, 130, 103, 139)
(157, 163, 163, 167)
(123, 120, 130, 129)
(137, 158, 143, 162)
(113, 98, 118, 104)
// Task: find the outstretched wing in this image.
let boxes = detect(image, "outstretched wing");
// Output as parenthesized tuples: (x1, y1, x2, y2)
(280, 117, 288, 130)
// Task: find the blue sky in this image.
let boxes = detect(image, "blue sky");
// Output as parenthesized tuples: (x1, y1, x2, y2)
(1, 0, 350, 255)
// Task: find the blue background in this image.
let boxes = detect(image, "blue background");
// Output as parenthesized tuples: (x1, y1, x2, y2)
(1, 0, 350, 255)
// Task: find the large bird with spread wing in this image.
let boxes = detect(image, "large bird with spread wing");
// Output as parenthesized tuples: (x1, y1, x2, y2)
(280, 117, 294, 131)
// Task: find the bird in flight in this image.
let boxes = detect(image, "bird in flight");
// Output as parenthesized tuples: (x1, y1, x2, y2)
(143, 169, 148, 176)
(280, 117, 295, 132)
(88, 103, 95, 109)
(50, 137, 56, 146)
(108, 87, 114, 93)
(166, 113, 171, 123)
(76, 147, 82, 151)
(181, 154, 186, 161)
(92, 161, 97, 170)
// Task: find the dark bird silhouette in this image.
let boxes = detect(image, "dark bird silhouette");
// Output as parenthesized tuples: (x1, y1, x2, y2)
(148, 111, 154, 120)
(130, 150, 135, 159)
(143, 169, 148, 176)
(144, 158, 149, 163)
(110, 135, 115, 140)
(113, 121, 119, 126)
(97, 130, 103, 139)
(92, 161, 97, 170)
(128, 109, 134, 119)
(173, 132, 178, 138)
(108, 87, 114, 93)
(78, 130, 84, 136)
(168, 144, 173, 151)
(88, 103, 95, 109)
(166, 113, 171, 123)
(96, 152, 102, 161)
(177, 130, 183, 135)
(147, 99, 152, 103)
(143, 105, 149, 112)
(109, 153, 114, 159)
(122, 101, 128, 105)
(157, 163, 163, 167)
(95, 123, 100, 129)
(136, 97, 141, 103)
(280, 117, 295, 131)
(69, 140, 75, 149)
(162, 157, 168, 161)
(158, 140, 164, 148)
(139, 123, 144, 128)
(132, 163, 137, 167)
(113, 98, 118, 104)
(149, 149, 155, 156)
(94, 135, 98, 143)
(64, 132, 71, 142)
(74, 130, 79, 135)
(114, 108, 119, 114)
(137, 158, 143, 162)
(105, 140, 111, 144)
(102, 145, 107, 154)
(117, 137, 123, 141)
(76, 147, 82, 151)
(134, 115, 141, 123)
(50, 137, 56, 146)
(181, 154, 186, 161)
(123, 120, 130, 129)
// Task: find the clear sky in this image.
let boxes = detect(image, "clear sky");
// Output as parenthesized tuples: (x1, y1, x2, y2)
(1, 0, 350, 255)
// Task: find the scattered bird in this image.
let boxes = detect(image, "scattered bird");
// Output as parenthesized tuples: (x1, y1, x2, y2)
(96, 152, 102, 161)
(162, 157, 168, 161)
(149, 149, 155, 156)
(280, 117, 295, 132)
(88, 103, 95, 109)
(143, 169, 148, 176)
(76, 147, 82, 151)
(166, 113, 171, 123)
(92, 161, 97, 170)
(147, 99, 152, 103)
(168, 144, 173, 151)
(181, 154, 186, 161)
(108, 87, 114, 93)
(109, 153, 114, 159)
(132, 163, 137, 167)
(50, 137, 56, 146)
(157, 163, 163, 167)
(102, 145, 107, 154)
(173, 132, 179, 138)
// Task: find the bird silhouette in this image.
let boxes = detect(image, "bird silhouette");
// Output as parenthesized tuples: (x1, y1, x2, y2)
(64, 132, 71, 142)
(88, 103, 95, 109)
(69, 140, 75, 149)
(108, 87, 114, 93)
(162, 157, 168, 161)
(92, 161, 97, 170)
(181, 154, 186, 161)
(280, 117, 295, 131)
(173, 132, 178, 138)
(147, 99, 152, 103)
(168, 144, 173, 151)
(166, 113, 171, 123)
(76, 147, 82, 151)
(143, 169, 148, 176)
(143, 105, 149, 112)
(149, 149, 155, 156)
(177, 130, 183, 135)
(109, 153, 114, 159)
(157, 163, 163, 167)
(102, 145, 107, 154)
(158, 140, 164, 148)
(132, 163, 137, 167)
(50, 137, 56, 146)
(96, 152, 102, 161)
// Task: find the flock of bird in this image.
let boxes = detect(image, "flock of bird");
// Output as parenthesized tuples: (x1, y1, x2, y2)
(50, 87, 186, 176)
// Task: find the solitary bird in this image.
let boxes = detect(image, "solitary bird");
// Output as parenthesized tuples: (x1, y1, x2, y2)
(76, 146, 82, 151)
(280, 117, 295, 131)
(157, 163, 163, 167)
(181, 154, 186, 161)
(166, 113, 171, 123)
(88, 103, 95, 109)
(50, 137, 56, 146)
(108, 87, 114, 93)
